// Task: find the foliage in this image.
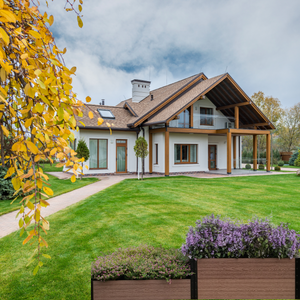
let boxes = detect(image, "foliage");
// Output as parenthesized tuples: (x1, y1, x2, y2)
(91, 245, 192, 282)
(284, 161, 289, 164)
(0, 0, 103, 273)
(245, 164, 251, 169)
(76, 139, 89, 161)
(181, 214, 300, 259)
(276, 103, 300, 152)
(259, 164, 265, 170)
(134, 137, 149, 180)
(0, 166, 15, 200)
(278, 160, 284, 167)
(274, 166, 281, 171)
(294, 150, 300, 167)
(289, 148, 300, 166)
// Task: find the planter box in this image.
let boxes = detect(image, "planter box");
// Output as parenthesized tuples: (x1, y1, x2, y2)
(91, 279, 190, 300)
(192, 258, 295, 299)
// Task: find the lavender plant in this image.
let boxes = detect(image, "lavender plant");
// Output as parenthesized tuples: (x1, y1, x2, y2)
(91, 245, 193, 282)
(181, 214, 300, 259)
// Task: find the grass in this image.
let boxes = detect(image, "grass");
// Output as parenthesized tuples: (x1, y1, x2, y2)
(39, 163, 63, 173)
(0, 175, 98, 216)
(0, 174, 300, 299)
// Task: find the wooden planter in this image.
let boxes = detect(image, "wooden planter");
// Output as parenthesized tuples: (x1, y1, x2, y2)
(91, 278, 190, 300)
(191, 258, 297, 299)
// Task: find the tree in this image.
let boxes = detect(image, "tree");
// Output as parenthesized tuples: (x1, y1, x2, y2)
(134, 137, 149, 180)
(294, 151, 300, 167)
(276, 103, 300, 152)
(0, 0, 104, 274)
(76, 139, 89, 179)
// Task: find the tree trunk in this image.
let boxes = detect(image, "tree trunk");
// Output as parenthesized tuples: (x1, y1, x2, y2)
(141, 158, 144, 180)
(0, 125, 4, 166)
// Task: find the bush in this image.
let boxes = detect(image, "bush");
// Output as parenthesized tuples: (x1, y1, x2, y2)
(278, 160, 284, 167)
(284, 161, 289, 164)
(289, 148, 300, 166)
(294, 150, 300, 167)
(91, 245, 193, 282)
(0, 166, 16, 200)
(259, 164, 265, 170)
(245, 164, 251, 169)
(181, 214, 300, 259)
(274, 166, 281, 171)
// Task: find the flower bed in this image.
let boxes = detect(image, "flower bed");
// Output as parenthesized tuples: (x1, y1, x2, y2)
(91, 245, 192, 300)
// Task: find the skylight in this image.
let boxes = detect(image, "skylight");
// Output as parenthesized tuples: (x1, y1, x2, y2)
(98, 109, 115, 119)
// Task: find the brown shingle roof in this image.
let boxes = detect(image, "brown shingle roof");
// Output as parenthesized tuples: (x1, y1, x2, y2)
(144, 74, 226, 125)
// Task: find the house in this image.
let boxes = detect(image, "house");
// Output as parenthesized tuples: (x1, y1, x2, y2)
(72, 72, 275, 176)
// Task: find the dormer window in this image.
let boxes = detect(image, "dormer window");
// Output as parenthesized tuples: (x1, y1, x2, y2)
(98, 109, 115, 119)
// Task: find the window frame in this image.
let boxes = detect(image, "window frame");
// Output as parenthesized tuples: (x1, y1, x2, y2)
(97, 109, 115, 120)
(178, 109, 190, 128)
(154, 144, 158, 165)
(174, 144, 198, 164)
(200, 107, 214, 126)
(89, 138, 108, 170)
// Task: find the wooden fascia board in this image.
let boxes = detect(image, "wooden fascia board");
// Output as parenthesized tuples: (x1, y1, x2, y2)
(149, 127, 167, 134)
(230, 129, 271, 135)
(166, 74, 228, 124)
(123, 102, 138, 117)
(226, 75, 276, 129)
(131, 74, 206, 127)
(240, 122, 270, 128)
(216, 101, 251, 111)
(167, 127, 217, 134)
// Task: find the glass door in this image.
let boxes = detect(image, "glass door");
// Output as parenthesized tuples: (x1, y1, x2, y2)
(208, 145, 217, 170)
(116, 140, 127, 173)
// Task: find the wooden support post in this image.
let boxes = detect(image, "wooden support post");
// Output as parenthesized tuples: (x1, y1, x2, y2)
(253, 135, 257, 171)
(235, 106, 239, 129)
(189, 105, 193, 128)
(149, 132, 152, 174)
(165, 131, 169, 176)
(266, 133, 271, 172)
(227, 130, 232, 174)
(233, 136, 237, 169)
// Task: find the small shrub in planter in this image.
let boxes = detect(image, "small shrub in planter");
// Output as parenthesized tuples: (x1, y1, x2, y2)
(245, 164, 251, 169)
(91, 245, 192, 282)
(274, 166, 281, 171)
(277, 160, 284, 167)
(181, 214, 300, 259)
(259, 164, 265, 170)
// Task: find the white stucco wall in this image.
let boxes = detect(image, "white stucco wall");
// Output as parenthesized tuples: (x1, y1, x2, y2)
(152, 132, 165, 173)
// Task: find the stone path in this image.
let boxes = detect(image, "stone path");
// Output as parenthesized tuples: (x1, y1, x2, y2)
(0, 170, 297, 239)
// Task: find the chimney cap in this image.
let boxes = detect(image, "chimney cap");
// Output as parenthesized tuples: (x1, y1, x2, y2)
(131, 79, 151, 84)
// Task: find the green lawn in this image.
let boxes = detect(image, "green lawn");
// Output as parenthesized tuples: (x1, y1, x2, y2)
(0, 175, 98, 215)
(0, 174, 300, 299)
(39, 163, 63, 173)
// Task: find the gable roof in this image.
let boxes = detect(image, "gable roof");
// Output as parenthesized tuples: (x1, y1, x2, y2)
(76, 72, 275, 131)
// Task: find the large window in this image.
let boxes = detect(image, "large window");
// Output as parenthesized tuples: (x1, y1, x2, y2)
(174, 144, 197, 164)
(200, 107, 213, 125)
(178, 109, 190, 128)
(89, 139, 108, 169)
(154, 144, 158, 164)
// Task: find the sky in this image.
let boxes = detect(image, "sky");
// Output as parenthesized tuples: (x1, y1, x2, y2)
(43, 0, 300, 108)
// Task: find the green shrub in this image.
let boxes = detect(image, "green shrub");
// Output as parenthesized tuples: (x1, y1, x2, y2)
(275, 166, 281, 171)
(0, 166, 16, 200)
(245, 164, 251, 169)
(278, 160, 284, 167)
(273, 157, 278, 165)
(289, 148, 300, 166)
(259, 164, 265, 170)
(294, 150, 300, 167)
(284, 161, 289, 164)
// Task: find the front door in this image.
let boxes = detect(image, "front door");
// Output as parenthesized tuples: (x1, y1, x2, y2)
(208, 145, 217, 170)
(116, 139, 127, 173)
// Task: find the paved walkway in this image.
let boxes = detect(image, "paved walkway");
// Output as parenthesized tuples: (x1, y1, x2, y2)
(0, 170, 297, 239)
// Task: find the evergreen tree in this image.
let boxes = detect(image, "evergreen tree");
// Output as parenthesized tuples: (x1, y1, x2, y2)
(76, 139, 90, 179)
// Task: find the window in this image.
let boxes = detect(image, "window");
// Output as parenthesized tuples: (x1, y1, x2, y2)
(70, 138, 77, 150)
(154, 144, 158, 164)
(174, 144, 197, 164)
(98, 109, 115, 119)
(200, 107, 213, 125)
(178, 109, 190, 128)
(89, 139, 108, 169)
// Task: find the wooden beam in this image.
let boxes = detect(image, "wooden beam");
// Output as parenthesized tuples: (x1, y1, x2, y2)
(165, 131, 169, 176)
(240, 122, 270, 128)
(189, 105, 193, 128)
(168, 127, 218, 134)
(253, 135, 257, 171)
(216, 101, 251, 111)
(227, 131, 232, 174)
(230, 129, 271, 135)
(266, 133, 271, 172)
(233, 136, 237, 169)
(235, 106, 239, 129)
(149, 132, 152, 174)
(149, 128, 166, 134)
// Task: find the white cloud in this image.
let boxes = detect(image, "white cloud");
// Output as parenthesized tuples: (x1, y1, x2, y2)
(43, 0, 300, 106)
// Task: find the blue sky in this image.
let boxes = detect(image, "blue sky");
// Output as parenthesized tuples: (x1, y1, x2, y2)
(45, 0, 300, 107)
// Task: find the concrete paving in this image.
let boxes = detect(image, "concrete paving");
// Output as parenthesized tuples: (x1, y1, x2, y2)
(0, 170, 297, 239)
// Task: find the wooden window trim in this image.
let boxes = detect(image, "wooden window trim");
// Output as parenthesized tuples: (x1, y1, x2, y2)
(154, 144, 158, 165)
(89, 138, 108, 170)
(200, 107, 214, 126)
(174, 144, 198, 164)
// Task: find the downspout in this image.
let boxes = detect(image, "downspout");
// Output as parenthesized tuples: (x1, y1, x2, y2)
(142, 127, 145, 175)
